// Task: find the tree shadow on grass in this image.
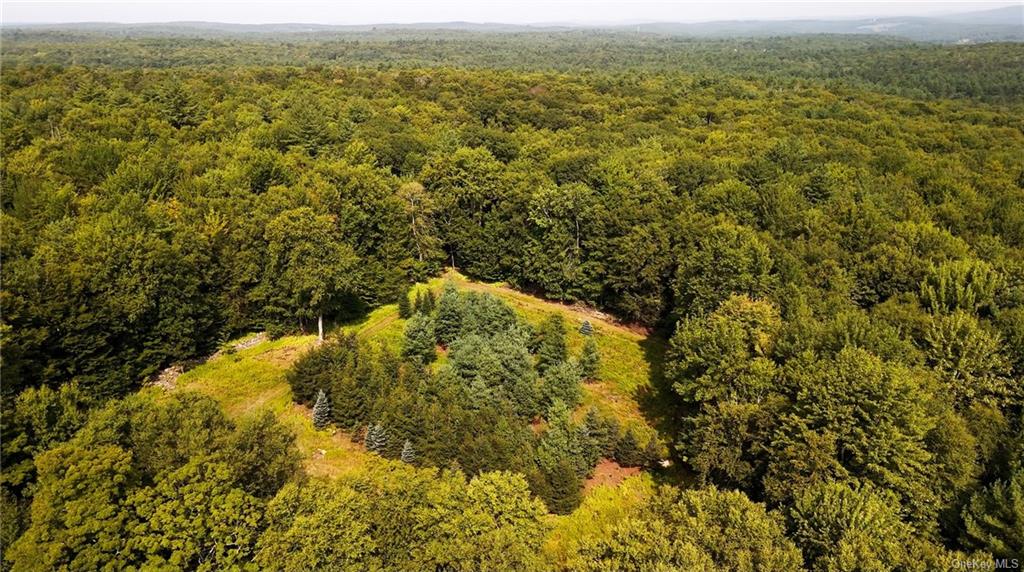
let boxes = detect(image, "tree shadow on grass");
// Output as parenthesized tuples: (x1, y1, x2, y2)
(636, 330, 696, 488)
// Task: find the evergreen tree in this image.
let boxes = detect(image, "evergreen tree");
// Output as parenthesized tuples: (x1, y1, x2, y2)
(962, 468, 1024, 558)
(330, 372, 368, 430)
(536, 314, 568, 374)
(541, 360, 583, 411)
(578, 336, 600, 382)
(420, 290, 436, 314)
(414, 291, 425, 314)
(400, 440, 416, 464)
(364, 424, 377, 449)
(642, 438, 662, 467)
(365, 424, 389, 454)
(312, 389, 330, 430)
(615, 428, 644, 467)
(579, 320, 594, 336)
(544, 459, 583, 515)
(397, 287, 412, 319)
(583, 407, 620, 457)
(401, 314, 437, 363)
(435, 281, 463, 346)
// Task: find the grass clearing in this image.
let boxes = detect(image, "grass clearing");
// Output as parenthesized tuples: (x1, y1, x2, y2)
(164, 270, 668, 481)
(170, 334, 371, 478)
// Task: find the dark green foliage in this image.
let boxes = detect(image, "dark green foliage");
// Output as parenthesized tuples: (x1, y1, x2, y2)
(578, 336, 600, 382)
(401, 313, 437, 363)
(614, 428, 645, 468)
(228, 411, 301, 499)
(5, 393, 299, 571)
(3, 33, 1024, 567)
(397, 287, 412, 319)
(765, 349, 940, 527)
(256, 463, 547, 571)
(366, 424, 389, 455)
(417, 289, 436, 314)
(541, 360, 583, 411)
(434, 282, 463, 345)
(583, 407, 620, 458)
(962, 469, 1024, 559)
(543, 459, 583, 515)
(536, 401, 597, 480)
(673, 223, 774, 317)
(641, 438, 662, 468)
(1, 382, 91, 496)
(790, 481, 938, 571)
(260, 207, 360, 332)
(312, 389, 331, 430)
(536, 314, 568, 374)
(287, 335, 360, 405)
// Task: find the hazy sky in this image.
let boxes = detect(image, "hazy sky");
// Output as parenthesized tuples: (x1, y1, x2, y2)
(3, 0, 1019, 25)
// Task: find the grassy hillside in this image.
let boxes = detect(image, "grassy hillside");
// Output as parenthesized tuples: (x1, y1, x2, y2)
(154, 335, 371, 478)
(165, 270, 669, 481)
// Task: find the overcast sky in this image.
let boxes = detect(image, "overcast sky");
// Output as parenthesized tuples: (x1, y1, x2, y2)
(3, 0, 1019, 25)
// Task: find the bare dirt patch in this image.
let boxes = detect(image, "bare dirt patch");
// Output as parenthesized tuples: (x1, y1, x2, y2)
(263, 344, 304, 367)
(584, 458, 641, 494)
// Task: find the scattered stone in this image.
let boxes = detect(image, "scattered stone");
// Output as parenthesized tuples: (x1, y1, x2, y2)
(149, 364, 185, 391)
(147, 332, 268, 391)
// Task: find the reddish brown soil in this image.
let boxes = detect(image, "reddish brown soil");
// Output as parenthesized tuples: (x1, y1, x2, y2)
(584, 458, 641, 493)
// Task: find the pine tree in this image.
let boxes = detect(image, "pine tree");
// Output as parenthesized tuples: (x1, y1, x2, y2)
(537, 314, 568, 374)
(364, 424, 377, 449)
(579, 320, 594, 336)
(421, 290, 436, 314)
(414, 291, 426, 314)
(583, 407, 619, 458)
(312, 389, 330, 430)
(541, 360, 583, 410)
(400, 440, 416, 464)
(579, 336, 600, 381)
(615, 428, 644, 467)
(397, 287, 413, 319)
(402, 314, 437, 363)
(376, 425, 389, 454)
(365, 423, 389, 455)
(435, 281, 463, 346)
(642, 438, 662, 467)
(962, 468, 1023, 558)
(544, 459, 583, 515)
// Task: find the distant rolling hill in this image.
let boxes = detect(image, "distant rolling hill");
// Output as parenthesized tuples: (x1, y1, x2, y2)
(4, 5, 1022, 43)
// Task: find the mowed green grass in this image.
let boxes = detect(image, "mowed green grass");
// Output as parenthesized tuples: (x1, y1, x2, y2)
(169, 334, 371, 478)
(167, 271, 666, 478)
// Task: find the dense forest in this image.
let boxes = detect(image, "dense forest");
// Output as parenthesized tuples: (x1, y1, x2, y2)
(2, 30, 1023, 570)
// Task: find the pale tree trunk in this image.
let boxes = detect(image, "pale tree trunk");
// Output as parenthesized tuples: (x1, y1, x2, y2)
(317, 314, 324, 343)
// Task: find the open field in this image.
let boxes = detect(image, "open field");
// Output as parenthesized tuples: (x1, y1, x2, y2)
(163, 271, 668, 479)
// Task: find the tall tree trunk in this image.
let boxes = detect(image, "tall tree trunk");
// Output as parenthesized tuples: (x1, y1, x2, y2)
(318, 314, 324, 343)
